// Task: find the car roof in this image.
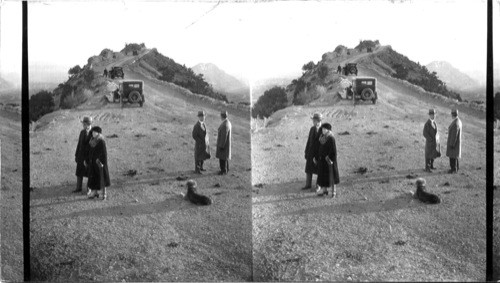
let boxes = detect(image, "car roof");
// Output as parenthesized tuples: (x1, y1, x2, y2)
(353, 77, 376, 81)
(120, 80, 144, 83)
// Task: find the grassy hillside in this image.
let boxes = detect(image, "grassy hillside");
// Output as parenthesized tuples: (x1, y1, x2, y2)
(139, 49, 228, 102)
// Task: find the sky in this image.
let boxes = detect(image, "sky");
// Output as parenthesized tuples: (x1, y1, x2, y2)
(1, 0, 499, 86)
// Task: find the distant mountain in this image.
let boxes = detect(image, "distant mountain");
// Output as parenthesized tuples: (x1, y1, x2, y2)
(192, 63, 249, 103)
(426, 61, 480, 92)
(0, 76, 14, 91)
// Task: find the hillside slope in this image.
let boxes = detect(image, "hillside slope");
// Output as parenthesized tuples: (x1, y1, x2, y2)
(252, 42, 486, 281)
(29, 46, 252, 281)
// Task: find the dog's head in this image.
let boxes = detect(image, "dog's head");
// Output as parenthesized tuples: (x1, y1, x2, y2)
(186, 179, 197, 193)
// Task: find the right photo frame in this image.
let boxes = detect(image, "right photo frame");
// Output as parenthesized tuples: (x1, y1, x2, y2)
(250, 0, 491, 281)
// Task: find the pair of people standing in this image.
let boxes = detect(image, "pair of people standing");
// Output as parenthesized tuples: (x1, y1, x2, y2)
(74, 116, 110, 200)
(192, 110, 232, 175)
(423, 108, 462, 174)
(302, 113, 340, 197)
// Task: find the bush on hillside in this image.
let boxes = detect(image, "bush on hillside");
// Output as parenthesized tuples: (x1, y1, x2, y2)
(495, 92, 500, 120)
(318, 65, 329, 80)
(60, 95, 77, 109)
(302, 61, 315, 71)
(83, 68, 95, 83)
(29, 90, 54, 121)
(68, 65, 82, 76)
(252, 86, 288, 118)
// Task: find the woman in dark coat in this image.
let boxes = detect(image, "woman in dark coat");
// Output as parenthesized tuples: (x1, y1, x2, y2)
(316, 123, 340, 198)
(87, 126, 111, 200)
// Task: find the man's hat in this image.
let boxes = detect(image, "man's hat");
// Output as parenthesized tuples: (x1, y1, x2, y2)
(416, 178, 426, 187)
(451, 109, 458, 115)
(187, 179, 197, 188)
(428, 109, 436, 115)
(81, 116, 93, 125)
(198, 110, 206, 117)
(311, 113, 323, 121)
(220, 111, 228, 117)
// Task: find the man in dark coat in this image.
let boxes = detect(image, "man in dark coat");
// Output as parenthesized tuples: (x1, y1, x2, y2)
(302, 113, 322, 190)
(446, 109, 462, 173)
(423, 109, 440, 172)
(216, 111, 232, 175)
(103, 69, 108, 78)
(192, 110, 211, 174)
(337, 65, 342, 74)
(73, 116, 93, 193)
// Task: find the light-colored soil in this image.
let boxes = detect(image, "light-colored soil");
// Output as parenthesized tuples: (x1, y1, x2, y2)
(29, 56, 252, 281)
(252, 65, 486, 281)
(0, 98, 23, 282)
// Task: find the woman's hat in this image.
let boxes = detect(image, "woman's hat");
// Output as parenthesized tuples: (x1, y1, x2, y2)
(321, 123, 332, 131)
(92, 126, 102, 134)
(187, 179, 197, 188)
(81, 116, 93, 125)
(311, 113, 323, 121)
(198, 110, 206, 117)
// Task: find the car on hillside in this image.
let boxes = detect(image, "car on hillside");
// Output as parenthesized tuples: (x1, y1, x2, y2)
(343, 63, 358, 76)
(113, 80, 145, 107)
(345, 77, 378, 104)
(109, 66, 124, 79)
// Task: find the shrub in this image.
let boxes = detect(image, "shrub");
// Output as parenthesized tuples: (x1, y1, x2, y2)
(60, 95, 77, 109)
(318, 65, 329, 80)
(252, 86, 288, 118)
(29, 90, 54, 121)
(68, 65, 82, 76)
(302, 61, 315, 71)
(83, 69, 94, 83)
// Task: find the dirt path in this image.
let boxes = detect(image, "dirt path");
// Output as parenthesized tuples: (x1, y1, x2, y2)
(29, 64, 252, 281)
(0, 107, 23, 282)
(252, 67, 486, 280)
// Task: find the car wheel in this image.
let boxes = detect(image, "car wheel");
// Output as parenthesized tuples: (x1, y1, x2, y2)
(361, 88, 374, 100)
(129, 91, 140, 103)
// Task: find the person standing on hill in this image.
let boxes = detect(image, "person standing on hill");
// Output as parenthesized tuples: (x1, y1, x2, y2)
(192, 110, 211, 174)
(87, 126, 111, 200)
(73, 116, 93, 194)
(316, 123, 340, 197)
(216, 111, 232, 175)
(446, 109, 462, 174)
(423, 109, 441, 172)
(337, 65, 342, 74)
(302, 113, 322, 190)
(103, 69, 108, 78)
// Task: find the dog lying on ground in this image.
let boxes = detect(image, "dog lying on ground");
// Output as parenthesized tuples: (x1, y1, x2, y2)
(414, 178, 441, 204)
(183, 180, 212, 205)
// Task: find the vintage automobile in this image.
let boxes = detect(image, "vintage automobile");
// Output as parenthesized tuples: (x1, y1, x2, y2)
(113, 80, 145, 107)
(109, 66, 124, 79)
(345, 77, 378, 104)
(343, 63, 358, 76)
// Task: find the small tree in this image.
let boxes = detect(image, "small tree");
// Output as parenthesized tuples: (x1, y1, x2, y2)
(29, 90, 54, 121)
(68, 65, 82, 76)
(302, 61, 315, 71)
(252, 86, 288, 118)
